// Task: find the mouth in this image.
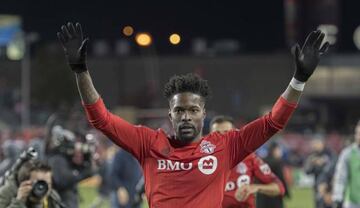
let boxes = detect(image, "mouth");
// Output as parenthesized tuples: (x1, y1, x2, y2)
(179, 125, 195, 134)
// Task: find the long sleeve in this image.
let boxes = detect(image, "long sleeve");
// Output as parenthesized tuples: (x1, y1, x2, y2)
(0, 180, 26, 208)
(225, 97, 297, 168)
(317, 150, 338, 184)
(83, 98, 157, 162)
(332, 147, 351, 202)
(304, 154, 316, 175)
(253, 156, 285, 196)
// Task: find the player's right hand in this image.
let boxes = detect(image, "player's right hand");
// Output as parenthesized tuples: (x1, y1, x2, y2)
(57, 22, 89, 73)
(292, 30, 329, 82)
(16, 180, 32, 202)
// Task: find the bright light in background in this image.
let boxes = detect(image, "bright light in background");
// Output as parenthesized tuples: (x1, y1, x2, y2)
(317, 24, 338, 45)
(135, 32, 152, 47)
(353, 26, 360, 50)
(5, 28, 25, 60)
(122, 25, 134, 36)
(7, 37, 24, 60)
(169, 33, 181, 45)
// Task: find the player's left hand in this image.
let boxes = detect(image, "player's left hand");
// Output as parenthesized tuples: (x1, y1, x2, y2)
(292, 30, 330, 82)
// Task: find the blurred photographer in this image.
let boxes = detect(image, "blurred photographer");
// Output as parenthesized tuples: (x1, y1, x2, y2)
(47, 125, 96, 208)
(0, 160, 63, 208)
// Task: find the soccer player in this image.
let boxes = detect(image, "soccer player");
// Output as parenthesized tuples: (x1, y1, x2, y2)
(332, 120, 360, 208)
(57, 22, 329, 207)
(210, 115, 285, 208)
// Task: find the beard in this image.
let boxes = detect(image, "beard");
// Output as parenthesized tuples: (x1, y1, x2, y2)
(176, 124, 199, 143)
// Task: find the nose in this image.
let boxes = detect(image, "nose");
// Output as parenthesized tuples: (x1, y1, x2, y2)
(181, 111, 191, 122)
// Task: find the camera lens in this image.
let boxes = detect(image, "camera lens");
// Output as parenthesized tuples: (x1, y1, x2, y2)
(31, 180, 49, 199)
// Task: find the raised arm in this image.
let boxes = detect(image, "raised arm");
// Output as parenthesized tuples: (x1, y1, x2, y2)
(57, 22, 155, 162)
(226, 30, 329, 168)
(57, 22, 100, 104)
(282, 30, 329, 103)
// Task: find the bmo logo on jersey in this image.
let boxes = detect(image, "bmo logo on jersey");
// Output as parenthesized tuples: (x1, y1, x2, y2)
(198, 155, 218, 175)
(157, 160, 193, 171)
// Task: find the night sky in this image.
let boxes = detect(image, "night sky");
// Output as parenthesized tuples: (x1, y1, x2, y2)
(1, 0, 360, 53)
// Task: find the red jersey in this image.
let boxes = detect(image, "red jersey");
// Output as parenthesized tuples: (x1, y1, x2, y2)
(222, 153, 285, 208)
(83, 96, 296, 208)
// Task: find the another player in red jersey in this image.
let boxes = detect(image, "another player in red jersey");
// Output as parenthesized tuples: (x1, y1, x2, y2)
(57, 22, 329, 208)
(210, 116, 285, 208)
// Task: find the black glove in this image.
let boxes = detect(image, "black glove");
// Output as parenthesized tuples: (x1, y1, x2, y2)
(292, 30, 330, 82)
(332, 201, 343, 208)
(57, 22, 89, 73)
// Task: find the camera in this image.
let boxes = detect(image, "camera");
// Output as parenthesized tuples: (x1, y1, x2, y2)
(31, 180, 49, 199)
(0, 147, 38, 185)
(49, 125, 76, 156)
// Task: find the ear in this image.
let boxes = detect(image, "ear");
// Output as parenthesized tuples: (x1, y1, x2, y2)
(168, 110, 173, 121)
(203, 108, 206, 119)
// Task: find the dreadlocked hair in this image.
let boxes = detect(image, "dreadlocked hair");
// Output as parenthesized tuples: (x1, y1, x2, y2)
(163, 73, 211, 101)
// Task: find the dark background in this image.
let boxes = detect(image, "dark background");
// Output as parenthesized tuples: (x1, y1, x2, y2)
(2, 0, 360, 53)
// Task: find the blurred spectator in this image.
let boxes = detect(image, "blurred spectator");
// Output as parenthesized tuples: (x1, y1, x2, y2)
(132, 176, 146, 207)
(0, 138, 25, 177)
(304, 137, 336, 208)
(89, 142, 117, 208)
(47, 126, 96, 208)
(332, 120, 360, 208)
(0, 160, 64, 208)
(257, 142, 291, 208)
(317, 159, 337, 208)
(110, 148, 142, 208)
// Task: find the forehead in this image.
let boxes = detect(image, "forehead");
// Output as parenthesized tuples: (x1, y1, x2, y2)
(30, 171, 52, 181)
(170, 92, 204, 108)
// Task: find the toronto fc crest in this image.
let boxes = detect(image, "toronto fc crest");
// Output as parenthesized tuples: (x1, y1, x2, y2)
(200, 140, 216, 154)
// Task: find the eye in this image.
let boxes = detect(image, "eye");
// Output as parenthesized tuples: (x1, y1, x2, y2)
(175, 109, 183, 114)
(191, 109, 200, 113)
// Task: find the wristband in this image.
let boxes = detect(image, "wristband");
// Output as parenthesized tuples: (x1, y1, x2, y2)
(289, 77, 305, 91)
(69, 63, 88, 73)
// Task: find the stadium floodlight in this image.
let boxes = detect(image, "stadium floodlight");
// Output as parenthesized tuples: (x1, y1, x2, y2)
(122, 25, 134, 37)
(169, 33, 181, 45)
(6, 32, 25, 60)
(135, 32, 152, 47)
